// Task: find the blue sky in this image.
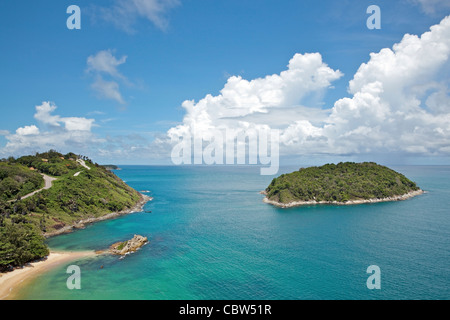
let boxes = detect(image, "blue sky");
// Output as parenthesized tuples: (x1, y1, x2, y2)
(0, 0, 449, 166)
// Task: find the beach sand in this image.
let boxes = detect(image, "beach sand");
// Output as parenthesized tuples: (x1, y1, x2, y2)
(0, 251, 96, 300)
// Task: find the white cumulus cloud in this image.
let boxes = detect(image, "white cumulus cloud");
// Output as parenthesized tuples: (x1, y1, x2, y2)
(167, 52, 343, 144)
(0, 102, 97, 157)
(34, 101, 94, 131)
(164, 16, 450, 159)
(324, 15, 450, 156)
(16, 125, 40, 136)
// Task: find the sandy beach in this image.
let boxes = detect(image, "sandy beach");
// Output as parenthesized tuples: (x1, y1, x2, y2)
(0, 251, 96, 300)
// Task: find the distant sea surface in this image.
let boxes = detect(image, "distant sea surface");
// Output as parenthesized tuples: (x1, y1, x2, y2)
(17, 166, 450, 300)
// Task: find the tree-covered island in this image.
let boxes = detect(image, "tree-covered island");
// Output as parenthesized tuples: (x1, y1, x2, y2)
(263, 162, 423, 208)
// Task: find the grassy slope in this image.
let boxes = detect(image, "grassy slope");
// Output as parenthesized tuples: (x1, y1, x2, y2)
(28, 165, 141, 234)
(265, 162, 420, 204)
(0, 163, 44, 201)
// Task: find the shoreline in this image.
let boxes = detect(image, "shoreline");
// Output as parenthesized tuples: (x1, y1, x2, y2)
(0, 251, 97, 300)
(0, 193, 152, 300)
(262, 189, 425, 208)
(44, 194, 152, 238)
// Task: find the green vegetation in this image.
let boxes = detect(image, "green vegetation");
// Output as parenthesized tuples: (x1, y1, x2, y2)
(14, 150, 80, 177)
(0, 150, 142, 272)
(116, 241, 128, 251)
(0, 221, 49, 269)
(0, 163, 44, 201)
(265, 162, 420, 204)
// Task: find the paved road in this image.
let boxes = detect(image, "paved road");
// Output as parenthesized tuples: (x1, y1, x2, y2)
(74, 159, 91, 176)
(76, 159, 91, 170)
(13, 174, 57, 201)
(9, 160, 89, 202)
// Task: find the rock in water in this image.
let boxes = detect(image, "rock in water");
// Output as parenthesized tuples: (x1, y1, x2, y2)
(109, 235, 149, 256)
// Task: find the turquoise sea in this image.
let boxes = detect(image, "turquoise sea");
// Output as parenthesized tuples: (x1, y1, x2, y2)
(16, 166, 450, 300)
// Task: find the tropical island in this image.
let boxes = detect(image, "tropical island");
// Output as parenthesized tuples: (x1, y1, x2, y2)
(263, 162, 423, 208)
(0, 150, 150, 272)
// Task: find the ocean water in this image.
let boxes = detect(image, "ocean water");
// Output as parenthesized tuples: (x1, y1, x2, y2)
(16, 165, 450, 300)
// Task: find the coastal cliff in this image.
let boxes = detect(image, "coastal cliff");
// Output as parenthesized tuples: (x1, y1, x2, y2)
(0, 151, 151, 271)
(43, 193, 152, 238)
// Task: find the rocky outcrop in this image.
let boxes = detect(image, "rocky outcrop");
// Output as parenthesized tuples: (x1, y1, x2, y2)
(109, 235, 148, 256)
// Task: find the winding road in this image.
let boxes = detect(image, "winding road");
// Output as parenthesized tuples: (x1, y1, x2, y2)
(8, 174, 57, 202)
(19, 174, 57, 201)
(9, 160, 90, 202)
(74, 160, 90, 176)
(76, 159, 91, 170)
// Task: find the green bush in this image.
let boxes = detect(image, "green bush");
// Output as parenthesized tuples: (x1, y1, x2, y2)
(0, 163, 44, 201)
(0, 220, 49, 271)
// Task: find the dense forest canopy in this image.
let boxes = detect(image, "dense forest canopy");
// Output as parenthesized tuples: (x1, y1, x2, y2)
(265, 162, 420, 204)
